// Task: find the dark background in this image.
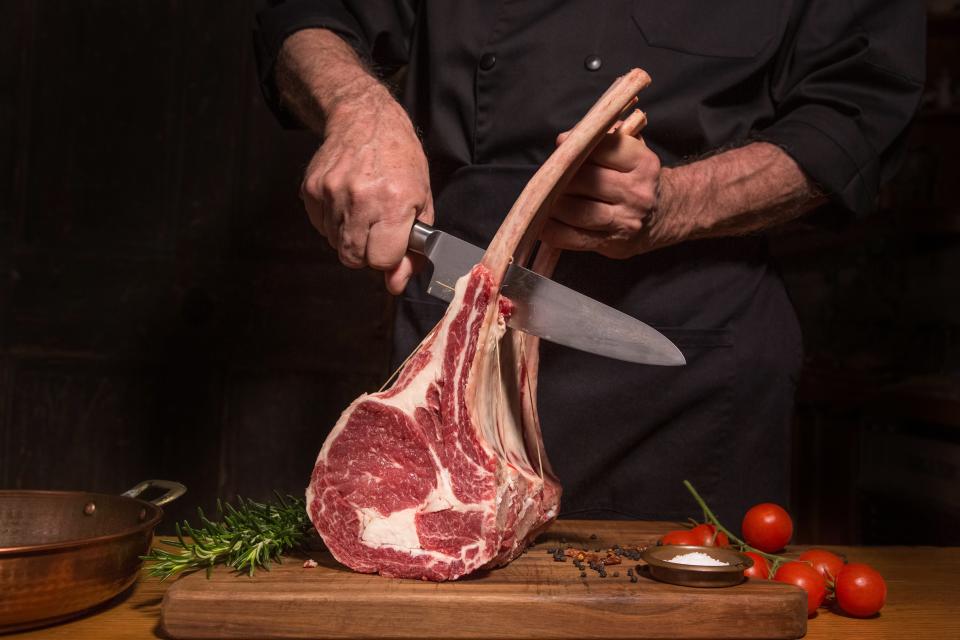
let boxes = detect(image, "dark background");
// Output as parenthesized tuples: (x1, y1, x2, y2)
(1, 1, 957, 544)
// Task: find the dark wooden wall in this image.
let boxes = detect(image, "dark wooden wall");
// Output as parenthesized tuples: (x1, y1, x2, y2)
(2, 1, 956, 544)
(0, 0, 392, 527)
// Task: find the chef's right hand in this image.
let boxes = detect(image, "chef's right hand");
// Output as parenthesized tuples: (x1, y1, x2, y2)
(300, 83, 434, 295)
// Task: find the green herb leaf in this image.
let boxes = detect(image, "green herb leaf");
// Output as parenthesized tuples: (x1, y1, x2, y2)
(141, 493, 315, 580)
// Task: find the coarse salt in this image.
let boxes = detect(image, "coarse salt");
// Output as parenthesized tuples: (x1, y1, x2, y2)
(666, 552, 729, 566)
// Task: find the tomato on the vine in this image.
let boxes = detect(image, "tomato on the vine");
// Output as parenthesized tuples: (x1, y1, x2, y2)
(799, 549, 845, 582)
(688, 524, 713, 545)
(743, 551, 770, 580)
(659, 529, 700, 546)
(775, 561, 827, 616)
(742, 503, 793, 553)
(835, 563, 886, 617)
(688, 523, 730, 547)
(706, 524, 729, 547)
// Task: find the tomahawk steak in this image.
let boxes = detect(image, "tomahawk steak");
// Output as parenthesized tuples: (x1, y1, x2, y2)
(306, 69, 651, 581)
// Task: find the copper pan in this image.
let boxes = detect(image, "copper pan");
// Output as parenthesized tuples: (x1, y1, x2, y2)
(0, 479, 186, 632)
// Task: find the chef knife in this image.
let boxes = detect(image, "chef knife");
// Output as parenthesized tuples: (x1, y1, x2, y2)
(407, 221, 685, 366)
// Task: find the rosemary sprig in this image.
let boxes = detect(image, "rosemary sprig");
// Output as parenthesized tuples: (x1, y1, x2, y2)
(142, 492, 314, 580)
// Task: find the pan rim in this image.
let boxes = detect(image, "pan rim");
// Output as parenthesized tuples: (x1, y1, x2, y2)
(0, 489, 164, 556)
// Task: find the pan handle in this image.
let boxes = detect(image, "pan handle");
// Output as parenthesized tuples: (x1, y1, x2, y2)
(122, 479, 187, 506)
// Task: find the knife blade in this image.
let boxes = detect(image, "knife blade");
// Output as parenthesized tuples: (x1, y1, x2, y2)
(408, 221, 685, 366)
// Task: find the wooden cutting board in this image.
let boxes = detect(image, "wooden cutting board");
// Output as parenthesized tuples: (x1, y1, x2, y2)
(160, 520, 806, 639)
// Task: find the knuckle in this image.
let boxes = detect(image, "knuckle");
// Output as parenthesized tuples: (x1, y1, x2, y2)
(637, 190, 657, 212)
(320, 173, 344, 201)
(302, 173, 324, 201)
(609, 226, 631, 244)
(339, 249, 365, 269)
(379, 181, 405, 202)
(628, 181, 657, 211)
(598, 207, 618, 229)
(619, 215, 644, 237)
(337, 227, 366, 269)
(344, 179, 371, 204)
(346, 178, 409, 209)
(338, 234, 361, 257)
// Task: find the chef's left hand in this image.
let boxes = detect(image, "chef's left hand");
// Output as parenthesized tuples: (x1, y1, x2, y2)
(543, 131, 666, 259)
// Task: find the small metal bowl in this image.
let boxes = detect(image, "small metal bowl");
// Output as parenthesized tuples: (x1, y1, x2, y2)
(640, 545, 754, 588)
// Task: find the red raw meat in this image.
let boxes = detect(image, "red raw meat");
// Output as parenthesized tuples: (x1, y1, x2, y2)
(307, 70, 651, 580)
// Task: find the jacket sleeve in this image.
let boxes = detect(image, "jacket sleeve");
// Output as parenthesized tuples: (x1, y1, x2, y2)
(754, 0, 925, 217)
(253, 0, 416, 128)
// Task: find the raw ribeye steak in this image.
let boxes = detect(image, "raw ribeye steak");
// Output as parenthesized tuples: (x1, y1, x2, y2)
(306, 69, 651, 581)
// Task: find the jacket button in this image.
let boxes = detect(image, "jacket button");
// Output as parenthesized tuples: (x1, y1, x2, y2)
(479, 53, 497, 70)
(584, 54, 602, 71)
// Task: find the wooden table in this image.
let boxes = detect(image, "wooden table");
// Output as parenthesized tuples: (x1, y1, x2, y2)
(6, 540, 959, 639)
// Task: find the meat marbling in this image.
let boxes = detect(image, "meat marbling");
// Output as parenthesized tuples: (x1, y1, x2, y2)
(306, 70, 651, 581)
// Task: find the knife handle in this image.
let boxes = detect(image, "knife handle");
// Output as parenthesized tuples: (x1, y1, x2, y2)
(408, 220, 436, 256)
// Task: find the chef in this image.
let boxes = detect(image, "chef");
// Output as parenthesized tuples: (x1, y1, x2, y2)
(253, 1, 924, 524)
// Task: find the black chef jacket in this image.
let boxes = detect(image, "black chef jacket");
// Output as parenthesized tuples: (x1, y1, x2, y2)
(254, 1, 924, 525)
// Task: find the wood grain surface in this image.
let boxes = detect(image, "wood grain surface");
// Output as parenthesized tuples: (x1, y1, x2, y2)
(159, 520, 806, 639)
(5, 523, 959, 639)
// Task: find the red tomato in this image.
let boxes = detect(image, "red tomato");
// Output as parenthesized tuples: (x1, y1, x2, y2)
(835, 563, 887, 617)
(659, 529, 700, 546)
(688, 524, 714, 545)
(688, 524, 729, 547)
(775, 561, 827, 617)
(712, 527, 730, 548)
(743, 551, 770, 580)
(799, 549, 845, 582)
(742, 503, 793, 553)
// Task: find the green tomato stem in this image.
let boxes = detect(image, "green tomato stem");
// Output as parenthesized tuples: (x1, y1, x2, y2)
(681, 480, 794, 573)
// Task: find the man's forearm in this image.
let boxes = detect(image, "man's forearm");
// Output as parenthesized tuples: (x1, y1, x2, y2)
(276, 28, 389, 133)
(279, 28, 433, 294)
(652, 143, 824, 247)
